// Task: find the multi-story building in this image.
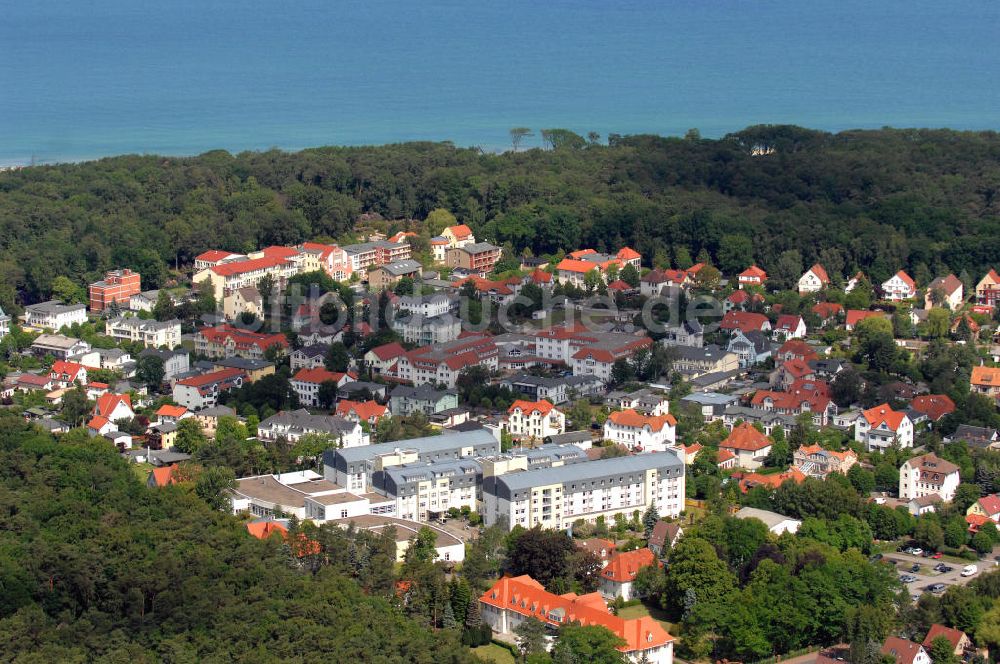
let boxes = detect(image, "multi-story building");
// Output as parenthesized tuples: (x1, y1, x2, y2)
(482, 451, 685, 531)
(569, 336, 654, 382)
(881, 270, 917, 301)
(372, 458, 482, 521)
(480, 575, 673, 664)
(89, 269, 142, 312)
(499, 374, 603, 405)
(737, 265, 767, 289)
(505, 399, 565, 440)
(368, 259, 423, 291)
(290, 367, 356, 407)
(257, 409, 368, 447)
(395, 334, 498, 388)
(792, 444, 858, 479)
(388, 384, 460, 416)
(395, 293, 457, 318)
(727, 330, 771, 369)
(105, 317, 182, 349)
(603, 409, 676, 453)
(139, 348, 190, 380)
(599, 548, 659, 601)
(172, 368, 246, 410)
(446, 242, 502, 277)
(673, 344, 740, 377)
(49, 360, 88, 388)
(194, 250, 245, 270)
(194, 324, 288, 360)
(976, 269, 1000, 308)
(719, 423, 772, 470)
(223, 286, 264, 321)
(324, 428, 500, 493)
(24, 301, 87, 330)
(299, 242, 353, 281)
(899, 453, 960, 503)
(342, 240, 412, 277)
(393, 313, 462, 345)
(855, 403, 914, 450)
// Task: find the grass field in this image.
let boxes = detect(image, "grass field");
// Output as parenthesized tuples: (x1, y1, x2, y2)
(616, 602, 678, 634)
(471, 644, 516, 664)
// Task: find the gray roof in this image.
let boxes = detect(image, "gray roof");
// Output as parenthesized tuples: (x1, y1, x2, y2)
(260, 409, 358, 436)
(507, 443, 589, 465)
(390, 383, 456, 401)
(492, 451, 683, 493)
(27, 300, 86, 314)
(32, 333, 86, 350)
(455, 242, 500, 254)
(682, 392, 739, 406)
(213, 357, 274, 371)
(735, 507, 798, 529)
(328, 428, 497, 465)
(544, 431, 593, 445)
(294, 343, 329, 358)
(376, 259, 422, 277)
(140, 347, 188, 360)
(196, 405, 237, 418)
(107, 316, 181, 331)
(674, 344, 732, 362)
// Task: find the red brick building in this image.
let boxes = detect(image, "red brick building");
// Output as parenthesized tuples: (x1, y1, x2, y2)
(89, 269, 141, 312)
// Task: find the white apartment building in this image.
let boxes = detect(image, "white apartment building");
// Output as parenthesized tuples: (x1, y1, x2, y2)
(257, 409, 368, 447)
(482, 452, 685, 531)
(899, 453, 961, 503)
(505, 400, 566, 440)
(854, 403, 914, 450)
(105, 317, 182, 349)
(24, 301, 87, 330)
(372, 459, 481, 521)
(603, 408, 676, 453)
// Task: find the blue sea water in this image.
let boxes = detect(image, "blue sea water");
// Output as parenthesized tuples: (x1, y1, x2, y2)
(2, 0, 999, 166)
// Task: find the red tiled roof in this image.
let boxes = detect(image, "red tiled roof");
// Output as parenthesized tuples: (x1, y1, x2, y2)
(721, 423, 772, 452)
(846, 309, 884, 327)
(94, 392, 132, 418)
(335, 400, 387, 421)
(87, 415, 110, 431)
(176, 368, 246, 388)
(246, 521, 321, 556)
(156, 404, 188, 418)
(446, 224, 473, 240)
(369, 342, 406, 361)
(607, 408, 676, 431)
(292, 367, 356, 385)
(881, 637, 924, 664)
(806, 263, 830, 284)
(893, 270, 916, 290)
(812, 302, 843, 319)
(602, 548, 658, 583)
(778, 339, 817, 360)
(557, 258, 603, 274)
(196, 249, 238, 262)
(210, 255, 289, 277)
(739, 265, 767, 280)
(775, 315, 804, 331)
(530, 268, 552, 284)
(196, 324, 288, 352)
(50, 360, 85, 381)
(909, 394, 956, 422)
(617, 247, 641, 261)
(720, 311, 770, 332)
(966, 513, 991, 533)
(862, 403, 906, 431)
(976, 494, 1000, 516)
(480, 575, 673, 653)
(972, 366, 1000, 389)
(717, 449, 736, 463)
(921, 624, 967, 652)
(607, 280, 632, 291)
(149, 466, 179, 487)
(736, 468, 806, 492)
(508, 399, 558, 416)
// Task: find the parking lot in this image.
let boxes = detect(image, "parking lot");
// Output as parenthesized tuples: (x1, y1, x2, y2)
(881, 550, 995, 600)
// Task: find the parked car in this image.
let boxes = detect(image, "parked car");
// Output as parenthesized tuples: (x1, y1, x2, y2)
(900, 574, 917, 583)
(929, 583, 946, 593)
(931, 552, 942, 559)
(869, 553, 884, 562)
(962, 565, 978, 577)
(910, 564, 921, 573)
(910, 548, 924, 556)
(933, 563, 947, 572)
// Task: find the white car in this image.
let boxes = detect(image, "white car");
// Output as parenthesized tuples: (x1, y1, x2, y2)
(910, 548, 924, 556)
(962, 565, 978, 577)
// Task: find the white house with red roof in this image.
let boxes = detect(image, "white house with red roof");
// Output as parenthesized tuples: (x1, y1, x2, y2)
(603, 409, 677, 453)
(881, 637, 930, 664)
(479, 575, 674, 664)
(363, 341, 407, 376)
(599, 548, 660, 601)
(855, 403, 914, 450)
(845, 309, 887, 331)
(194, 324, 288, 360)
(725, 289, 765, 312)
(87, 392, 135, 437)
(719, 423, 772, 470)
(291, 367, 358, 407)
(395, 335, 499, 388)
(737, 265, 767, 289)
(640, 269, 688, 297)
(155, 404, 190, 424)
(881, 270, 917, 301)
(899, 453, 960, 503)
(194, 250, 245, 270)
(299, 242, 352, 281)
(798, 263, 830, 294)
(172, 368, 246, 410)
(505, 399, 565, 440)
(569, 336, 654, 382)
(440, 224, 475, 249)
(193, 254, 297, 301)
(772, 314, 806, 341)
(49, 360, 88, 388)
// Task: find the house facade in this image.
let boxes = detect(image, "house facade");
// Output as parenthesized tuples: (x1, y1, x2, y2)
(89, 269, 142, 312)
(506, 399, 566, 440)
(798, 263, 830, 294)
(603, 408, 677, 453)
(899, 453, 960, 503)
(881, 270, 917, 301)
(855, 403, 914, 450)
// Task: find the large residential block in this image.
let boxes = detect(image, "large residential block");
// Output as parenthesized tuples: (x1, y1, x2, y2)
(482, 451, 685, 531)
(89, 269, 142, 312)
(105, 317, 182, 348)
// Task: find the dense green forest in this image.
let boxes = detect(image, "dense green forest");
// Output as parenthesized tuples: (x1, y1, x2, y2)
(0, 415, 472, 663)
(2, 125, 1000, 310)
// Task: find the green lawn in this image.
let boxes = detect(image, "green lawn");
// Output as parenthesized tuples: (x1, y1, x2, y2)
(471, 644, 516, 664)
(131, 462, 154, 483)
(616, 602, 678, 635)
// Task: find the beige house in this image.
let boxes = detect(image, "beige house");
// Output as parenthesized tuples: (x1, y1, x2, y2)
(924, 274, 963, 310)
(224, 286, 264, 321)
(367, 260, 422, 291)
